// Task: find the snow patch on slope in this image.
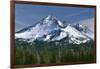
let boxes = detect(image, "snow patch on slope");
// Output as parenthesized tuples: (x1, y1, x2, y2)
(15, 15, 93, 44)
(62, 25, 87, 38)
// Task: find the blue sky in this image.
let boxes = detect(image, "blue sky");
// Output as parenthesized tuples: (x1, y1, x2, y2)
(15, 4, 95, 32)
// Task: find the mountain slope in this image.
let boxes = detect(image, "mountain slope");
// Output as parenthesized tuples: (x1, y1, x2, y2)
(15, 15, 93, 44)
(73, 24, 94, 39)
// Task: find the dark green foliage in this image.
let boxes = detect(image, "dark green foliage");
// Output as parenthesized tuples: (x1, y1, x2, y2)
(15, 39, 95, 65)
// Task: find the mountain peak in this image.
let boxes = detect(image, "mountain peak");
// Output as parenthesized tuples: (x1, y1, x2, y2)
(45, 15, 53, 20)
(44, 15, 57, 21)
(42, 15, 64, 27)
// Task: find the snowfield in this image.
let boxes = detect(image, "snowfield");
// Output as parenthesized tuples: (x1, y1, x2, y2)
(15, 15, 93, 44)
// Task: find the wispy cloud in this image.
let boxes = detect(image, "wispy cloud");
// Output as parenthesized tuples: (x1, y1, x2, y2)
(63, 10, 90, 18)
(15, 20, 30, 32)
(15, 20, 28, 26)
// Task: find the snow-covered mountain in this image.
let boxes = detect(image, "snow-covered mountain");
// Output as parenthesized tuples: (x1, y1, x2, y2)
(15, 15, 93, 44)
